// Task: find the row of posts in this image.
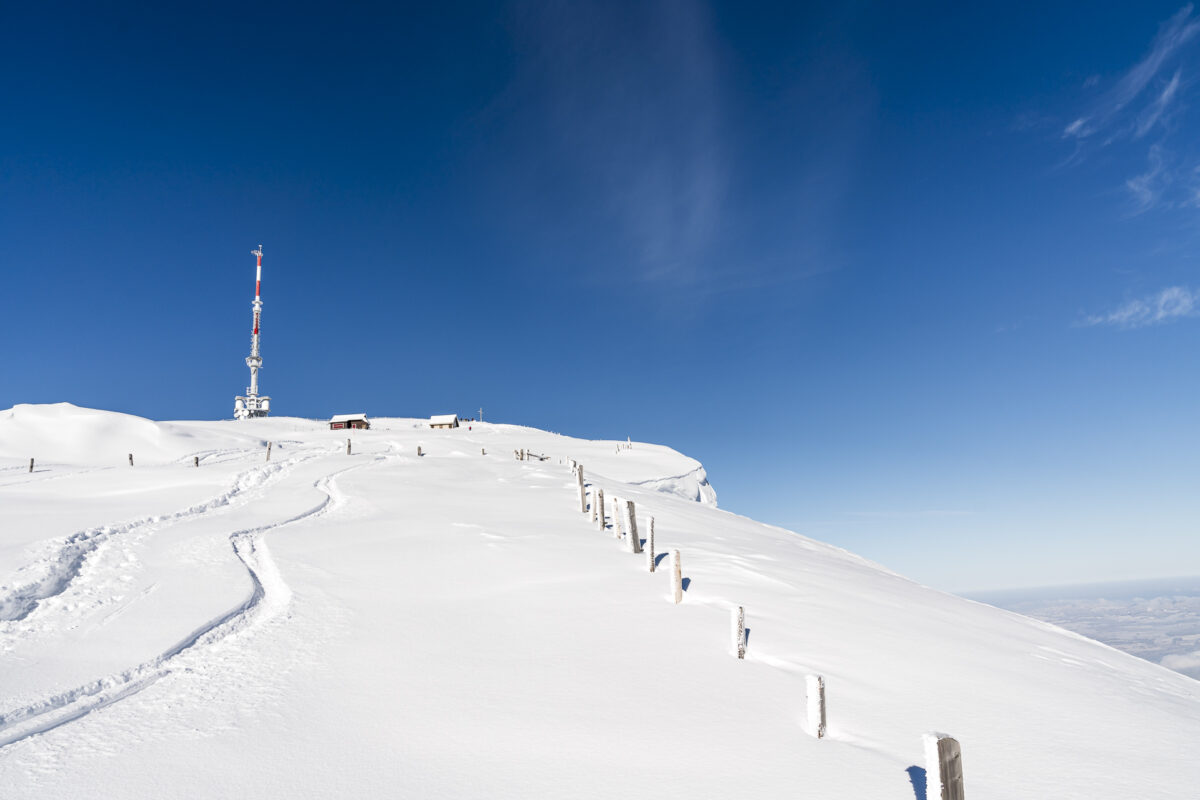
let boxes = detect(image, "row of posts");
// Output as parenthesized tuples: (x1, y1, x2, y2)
(26, 453, 140, 469)
(29, 441, 274, 472)
(32, 440, 429, 469)
(566, 455, 964, 799)
(571, 457, 683, 607)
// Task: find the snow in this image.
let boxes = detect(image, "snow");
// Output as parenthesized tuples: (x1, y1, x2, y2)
(1, 404, 1198, 798)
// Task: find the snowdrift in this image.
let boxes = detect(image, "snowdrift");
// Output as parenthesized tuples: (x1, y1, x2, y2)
(0, 403, 265, 466)
(0, 405, 1196, 799)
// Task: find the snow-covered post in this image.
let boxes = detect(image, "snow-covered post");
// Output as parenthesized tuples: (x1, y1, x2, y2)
(417, 445, 423, 457)
(266, 441, 272, 462)
(481, 448, 486, 456)
(646, 516, 656, 572)
(625, 500, 642, 553)
(670, 550, 683, 604)
(194, 456, 199, 468)
(29, 457, 34, 473)
(624, 503, 643, 554)
(595, 488, 605, 530)
(806, 675, 826, 739)
(128, 453, 134, 467)
(732, 606, 746, 659)
(577, 466, 586, 513)
(923, 734, 964, 800)
(346, 438, 351, 456)
(521, 448, 526, 461)
(613, 496, 624, 539)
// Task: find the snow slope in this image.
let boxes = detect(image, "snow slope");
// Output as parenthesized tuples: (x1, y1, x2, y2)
(0, 405, 1197, 798)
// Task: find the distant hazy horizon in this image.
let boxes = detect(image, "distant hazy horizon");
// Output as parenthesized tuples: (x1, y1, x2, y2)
(968, 576, 1200, 680)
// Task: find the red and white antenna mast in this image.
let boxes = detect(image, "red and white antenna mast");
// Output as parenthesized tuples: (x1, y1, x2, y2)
(234, 245, 271, 419)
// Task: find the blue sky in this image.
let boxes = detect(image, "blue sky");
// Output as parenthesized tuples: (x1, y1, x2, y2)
(3, 2, 1199, 592)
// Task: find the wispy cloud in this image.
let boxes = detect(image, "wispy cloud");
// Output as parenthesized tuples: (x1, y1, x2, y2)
(1057, 6, 1200, 212)
(501, 0, 727, 284)
(1082, 286, 1199, 328)
(1125, 143, 1168, 212)
(1063, 6, 1200, 142)
(493, 0, 871, 294)
(1134, 69, 1183, 137)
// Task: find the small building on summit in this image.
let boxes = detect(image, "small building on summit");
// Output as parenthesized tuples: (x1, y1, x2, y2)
(429, 414, 459, 429)
(330, 414, 370, 430)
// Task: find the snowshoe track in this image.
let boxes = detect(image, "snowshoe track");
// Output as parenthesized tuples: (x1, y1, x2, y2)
(0, 453, 378, 750)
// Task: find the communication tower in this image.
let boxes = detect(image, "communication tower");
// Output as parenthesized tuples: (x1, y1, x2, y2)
(234, 245, 271, 419)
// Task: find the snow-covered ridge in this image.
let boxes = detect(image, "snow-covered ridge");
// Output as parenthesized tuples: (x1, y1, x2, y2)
(0, 403, 266, 466)
(0, 404, 1197, 799)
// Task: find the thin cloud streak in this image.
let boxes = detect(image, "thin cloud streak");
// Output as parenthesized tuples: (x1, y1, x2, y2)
(1125, 143, 1168, 212)
(1134, 69, 1182, 138)
(504, 0, 728, 285)
(1082, 286, 1198, 328)
(1063, 5, 1200, 141)
(1056, 6, 1200, 212)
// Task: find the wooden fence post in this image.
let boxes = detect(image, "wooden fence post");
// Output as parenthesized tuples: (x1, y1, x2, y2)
(806, 675, 826, 739)
(481, 448, 486, 456)
(613, 496, 624, 539)
(29, 457, 34, 473)
(346, 438, 351, 456)
(646, 516, 656, 572)
(732, 606, 746, 659)
(577, 466, 586, 513)
(194, 456, 199, 467)
(625, 500, 642, 553)
(595, 488, 605, 530)
(266, 441, 272, 462)
(923, 734, 964, 800)
(671, 550, 683, 604)
(128, 453, 134, 467)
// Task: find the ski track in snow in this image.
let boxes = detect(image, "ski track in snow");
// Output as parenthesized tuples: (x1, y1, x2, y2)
(0, 446, 331, 623)
(0, 448, 383, 751)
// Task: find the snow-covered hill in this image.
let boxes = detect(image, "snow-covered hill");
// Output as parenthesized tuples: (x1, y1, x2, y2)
(1, 405, 1197, 798)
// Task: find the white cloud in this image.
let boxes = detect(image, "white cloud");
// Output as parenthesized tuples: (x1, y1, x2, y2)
(1160, 650, 1200, 675)
(1161, 650, 1200, 669)
(1063, 117, 1091, 137)
(1083, 286, 1198, 328)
